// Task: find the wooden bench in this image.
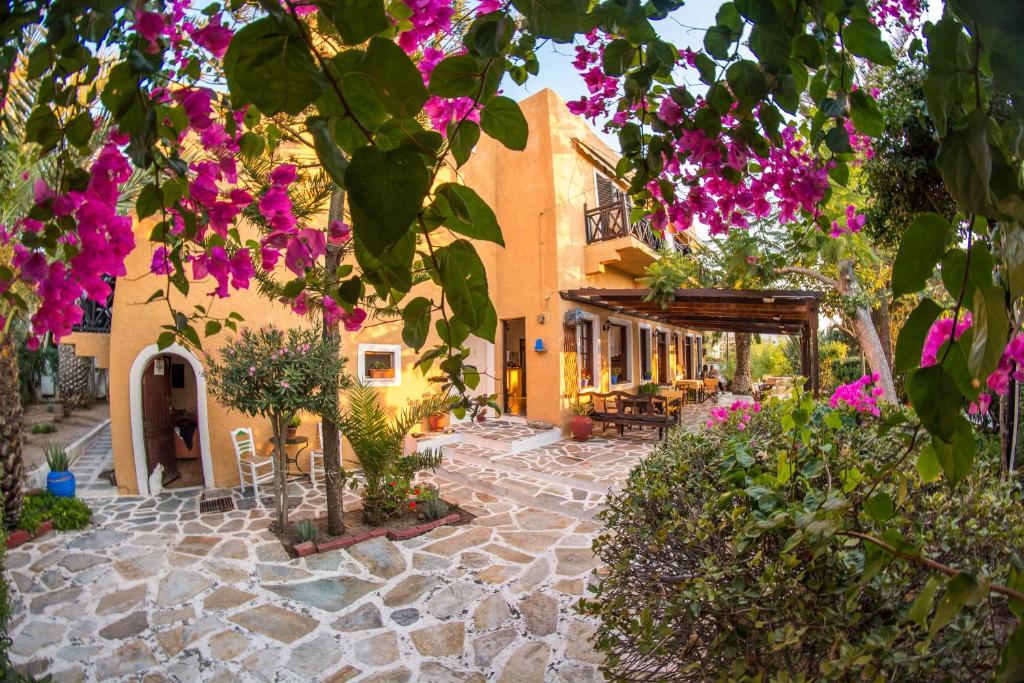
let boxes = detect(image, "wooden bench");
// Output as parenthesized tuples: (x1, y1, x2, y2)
(579, 391, 681, 439)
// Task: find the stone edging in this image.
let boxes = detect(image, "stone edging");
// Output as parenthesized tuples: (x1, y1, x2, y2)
(292, 512, 462, 557)
(4, 519, 53, 549)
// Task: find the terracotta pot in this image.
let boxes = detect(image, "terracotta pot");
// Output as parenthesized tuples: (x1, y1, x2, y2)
(381, 368, 395, 378)
(286, 426, 298, 439)
(571, 415, 593, 441)
(369, 369, 385, 379)
(428, 413, 446, 432)
(476, 411, 486, 422)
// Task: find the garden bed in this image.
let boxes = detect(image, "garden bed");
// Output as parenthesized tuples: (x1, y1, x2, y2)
(278, 505, 475, 557)
(5, 519, 54, 549)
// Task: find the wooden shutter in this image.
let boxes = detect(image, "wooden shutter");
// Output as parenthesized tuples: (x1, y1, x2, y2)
(563, 323, 578, 399)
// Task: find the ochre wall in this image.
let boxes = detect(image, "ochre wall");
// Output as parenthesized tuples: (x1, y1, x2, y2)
(105, 88, 702, 494)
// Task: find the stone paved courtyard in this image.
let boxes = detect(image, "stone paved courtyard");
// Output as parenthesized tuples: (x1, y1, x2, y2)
(4, 403, 726, 682)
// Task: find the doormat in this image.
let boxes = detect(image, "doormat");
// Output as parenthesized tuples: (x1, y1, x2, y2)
(198, 496, 235, 514)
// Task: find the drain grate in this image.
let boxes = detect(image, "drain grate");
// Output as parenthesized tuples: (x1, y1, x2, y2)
(199, 496, 235, 514)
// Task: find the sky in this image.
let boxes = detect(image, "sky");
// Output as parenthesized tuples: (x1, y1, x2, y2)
(502, 3, 721, 150)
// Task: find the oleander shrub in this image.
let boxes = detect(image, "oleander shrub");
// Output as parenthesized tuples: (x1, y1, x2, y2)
(580, 395, 1024, 681)
(29, 423, 56, 435)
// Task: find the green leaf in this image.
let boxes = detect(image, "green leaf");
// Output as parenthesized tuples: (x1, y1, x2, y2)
(931, 417, 976, 487)
(511, 0, 587, 42)
(401, 296, 433, 351)
(66, 112, 95, 148)
(352, 38, 428, 119)
(792, 33, 823, 68)
(1003, 224, 1024, 300)
(843, 18, 896, 65)
(907, 365, 960, 442)
(204, 320, 222, 337)
(848, 89, 884, 137)
(429, 55, 487, 98)
(936, 110, 993, 214)
(223, 16, 325, 115)
(307, 116, 348, 187)
(749, 24, 791, 70)
(930, 572, 986, 637)
(346, 144, 430, 253)
(892, 213, 953, 298)
(25, 104, 61, 151)
(940, 245, 995, 304)
(157, 331, 177, 350)
(996, 622, 1024, 682)
(602, 39, 636, 77)
(915, 445, 942, 483)
(135, 184, 163, 220)
(825, 125, 852, 153)
(967, 285, 1009, 382)
(447, 120, 480, 167)
(434, 240, 490, 333)
(436, 183, 504, 245)
(725, 60, 768, 112)
(864, 492, 894, 522)
(317, 0, 389, 44)
(703, 25, 734, 60)
(907, 576, 940, 627)
(480, 96, 528, 151)
(894, 298, 942, 373)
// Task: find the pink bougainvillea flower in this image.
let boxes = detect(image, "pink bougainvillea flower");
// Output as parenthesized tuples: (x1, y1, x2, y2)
(342, 307, 367, 332)
(329, 219, 352, 244)
(135, 10, 165, 51)
(191, 14, 233, 58)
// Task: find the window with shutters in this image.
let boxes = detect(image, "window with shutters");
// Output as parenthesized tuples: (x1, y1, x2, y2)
(639, 326, 652, 381)
(578, 319, 595, 388)
(608, 322, 631, 385)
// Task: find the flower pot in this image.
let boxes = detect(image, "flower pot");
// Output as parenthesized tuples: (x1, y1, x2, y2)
(571, 415, 593, 441)
(476, 412, 486, 422)
(369, 369, 385, 379)
(46, 471, 76, 498)
(381, 368, 395, 378)
(428, 413, 446, 432)
(287, 427, 298, 439)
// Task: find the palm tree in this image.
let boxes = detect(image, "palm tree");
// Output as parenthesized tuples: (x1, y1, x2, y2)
(340, 383, 450, 525)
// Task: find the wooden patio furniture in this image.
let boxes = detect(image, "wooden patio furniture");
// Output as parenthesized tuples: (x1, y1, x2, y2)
(580, 391, 681, 438)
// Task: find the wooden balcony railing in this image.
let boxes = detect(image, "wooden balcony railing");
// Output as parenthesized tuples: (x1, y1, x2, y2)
(584, 197, 664, 252)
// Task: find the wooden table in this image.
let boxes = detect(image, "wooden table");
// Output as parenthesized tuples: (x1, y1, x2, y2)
(674, 379, 702, 403)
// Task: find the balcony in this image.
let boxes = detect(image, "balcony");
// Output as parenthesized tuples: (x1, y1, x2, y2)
(72, 278, 115, 333)
(583, 198, 665, 276)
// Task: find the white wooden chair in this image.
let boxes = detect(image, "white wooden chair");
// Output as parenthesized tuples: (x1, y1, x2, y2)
(231, 427, 274, 500)
(309, 421, 343, 487)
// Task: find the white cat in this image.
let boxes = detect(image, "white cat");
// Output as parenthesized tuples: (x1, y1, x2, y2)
(148, 463, 164, 496)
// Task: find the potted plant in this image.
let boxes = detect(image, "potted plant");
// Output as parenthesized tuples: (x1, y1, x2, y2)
(571, 402, 594, 441)
(44, 443, 75, 498)
(287, 414, 301, 439)
(468, 394, 501, 422)
(369, 361, 388, 379)
(427, 411, 446, 432)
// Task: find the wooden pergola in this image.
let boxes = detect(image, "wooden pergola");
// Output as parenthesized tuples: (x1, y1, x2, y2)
(560, 287, 823, 396)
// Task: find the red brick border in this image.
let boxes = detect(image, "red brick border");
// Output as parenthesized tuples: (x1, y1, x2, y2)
(298, 512, 461, 556)
(5, 519, 54, 549)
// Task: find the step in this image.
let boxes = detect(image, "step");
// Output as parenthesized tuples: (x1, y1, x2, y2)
(442, 446, 610, 495)
(432, 452, 608, 521)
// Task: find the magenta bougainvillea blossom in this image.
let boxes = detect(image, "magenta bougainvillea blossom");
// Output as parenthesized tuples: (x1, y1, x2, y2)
(829, 373, 884, 416)
(706, 399, 761, 430)
(830, 205, 867, 237)
(870, 0, 924, 29)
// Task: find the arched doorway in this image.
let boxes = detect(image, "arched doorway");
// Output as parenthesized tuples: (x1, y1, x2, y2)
(129, 344, 213, 495)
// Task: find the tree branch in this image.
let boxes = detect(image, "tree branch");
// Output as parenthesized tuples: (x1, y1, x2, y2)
(775, 266, 841, 290)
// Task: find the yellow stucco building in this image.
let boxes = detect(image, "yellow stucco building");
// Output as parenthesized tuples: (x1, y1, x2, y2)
(63, 88, 704, 496)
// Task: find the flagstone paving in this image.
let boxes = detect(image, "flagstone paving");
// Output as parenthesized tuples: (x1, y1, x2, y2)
(5, 409, 721, 682)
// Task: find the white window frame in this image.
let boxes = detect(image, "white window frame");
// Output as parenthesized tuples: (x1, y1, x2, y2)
(575, 312, 601, 392)
(357, 343, 402, 387)
(637, 323, 653, 383)
(606, 317, 634, 389)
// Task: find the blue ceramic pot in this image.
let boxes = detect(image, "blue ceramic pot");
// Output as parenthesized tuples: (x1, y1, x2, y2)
(47, 471, 76, 498)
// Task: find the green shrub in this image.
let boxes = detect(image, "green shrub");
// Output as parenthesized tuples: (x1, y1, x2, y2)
(580, 395, 1024, 680)
(50, 497, 91, 531)
(637, 382, 660, 395)
(414, 485, 449, 521)
(295, 519, 319, 543)
(30, 423, 56, 435)
(17, 492, 91, 534)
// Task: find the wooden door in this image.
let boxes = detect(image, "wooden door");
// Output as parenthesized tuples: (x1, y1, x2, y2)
(657, 333, 668, 383)
(142, 357, 177, 482)
(685, 337, 694, 378)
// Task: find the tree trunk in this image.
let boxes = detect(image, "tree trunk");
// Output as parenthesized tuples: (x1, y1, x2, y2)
(732, 332, 753, 394)
(1, 332, 24, 527)
(269, 413, 290, 532)
(323, 190, 346, 536)
(58, 343, 93, 415)
(871, 296, 893, 369)
(775, 261, 897, 403)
